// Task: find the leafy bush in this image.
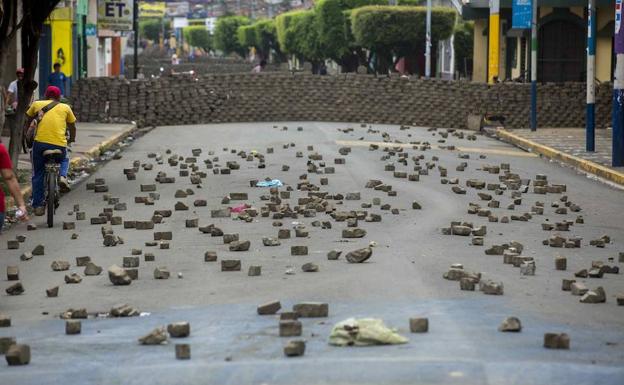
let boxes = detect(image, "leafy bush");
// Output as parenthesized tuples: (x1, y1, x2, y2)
(454, 21, 474, 74)
(140, 18, 162, 42)
(183, 26, 211, 51)
(292, 10, 324, 63)
(237, 25, 256, 48)
(214, 16, 250, 57)
(351, 6, 456, 55)
(275, 11, 304, 54)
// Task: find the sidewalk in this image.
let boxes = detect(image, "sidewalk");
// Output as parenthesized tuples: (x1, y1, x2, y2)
(1, 121, 136, 201)
(495, 127, 624, 186)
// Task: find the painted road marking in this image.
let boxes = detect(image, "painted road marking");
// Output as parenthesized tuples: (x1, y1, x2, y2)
(335, 140, 538, 158)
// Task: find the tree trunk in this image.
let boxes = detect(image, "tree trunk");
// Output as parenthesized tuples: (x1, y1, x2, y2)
(9, 13, 41, 170)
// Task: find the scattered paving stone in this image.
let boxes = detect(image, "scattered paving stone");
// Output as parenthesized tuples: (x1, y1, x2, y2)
(84, 262, 103, 276)
(221, 260, 241, 271)
(51, 260, 71, 271)
(6, 282, 24, 295)
(5, 344, 30, 365)
(75, 256, 91, 266)
(258, 301, 281, 315)
(302, 263, 319, 272)
(291, 246, 308, 256)
(480, 280, 504, 295)
(0, 315, 10, 327)
(571, 282, 588, 296)
(6, 266, 19, 281)
(498, 317, 522, 332)
(204, 251, 217, 262)
(167, 322, 190, 338)
(293, 302, 328, 318)
(229, 240, 250, 251)
(0, 337, 16, 354)
(327, 250, 342, 260)
(175, 201, 189, 211)
(175, 344, 191, 360)
(262, 237, 281, 246)
(459, 278, 476, 291)
(520, 261, 536, 276)
(46, 286, 59, 297)
(555, 256, 567, 270)
(284, 340, 306, 357)
(108, 265, 132, 285)
(280, 320, 302, 337)
(138, 327, 168, 345)
(110, 304, 140, 317)
(61, 308, 87, 319)
(342, 228, 367, 238)
(66, 320, 81, 335)
(580, 286, 606, 303)
(544, 333, 570, 349)
(345, 247, 372, 263)
(7, 240, 19, 249)
(154, 267, 170, 279)
(65, 273, 82, 284)
(409, 318, 429, 333)
(32, 244, 44, 255)
(248, 265, 262, 276)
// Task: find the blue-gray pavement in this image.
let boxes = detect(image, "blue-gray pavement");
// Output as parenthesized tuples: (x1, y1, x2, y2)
(1, 299, 623, 385)
(1, 122, 624, 384)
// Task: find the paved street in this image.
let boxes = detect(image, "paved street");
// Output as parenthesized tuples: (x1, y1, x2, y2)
(1, 122, 623, 385)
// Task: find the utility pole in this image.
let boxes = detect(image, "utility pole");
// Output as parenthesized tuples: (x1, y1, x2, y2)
(133, 0, 139, 79)
(488, 0, 500, 84)
(586, 0, 596, 151)
(425, 0, 431, 78)
(614, 0, 624, 166)
(530, 0, 537, 131)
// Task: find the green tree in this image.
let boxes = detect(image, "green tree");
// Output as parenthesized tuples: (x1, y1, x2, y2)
(236, 24, 256, 49)
(292, 10, 324, 72)
(140, 18, 162, 42)
(184, 26, 211, 51)
(454, 21, 473, 78)
(275, 10, 302, 55)
(351, 6, 456, 73)
(214, 15, 250, 57)
(315, 0, 401, 72)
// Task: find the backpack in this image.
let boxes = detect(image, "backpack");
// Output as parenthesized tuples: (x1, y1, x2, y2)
(24, 101, 59, 149)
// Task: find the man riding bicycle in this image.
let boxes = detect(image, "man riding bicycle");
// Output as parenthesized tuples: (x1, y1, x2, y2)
(25, 86, 76, 216)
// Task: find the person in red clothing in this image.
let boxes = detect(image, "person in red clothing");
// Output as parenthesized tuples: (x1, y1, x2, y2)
(0, 142, 29, 232)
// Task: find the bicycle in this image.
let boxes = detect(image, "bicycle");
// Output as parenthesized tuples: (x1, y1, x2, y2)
(42, 149, 63, 228)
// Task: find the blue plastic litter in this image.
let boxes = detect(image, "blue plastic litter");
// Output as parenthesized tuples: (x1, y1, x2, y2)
(256, 179, 283, 187)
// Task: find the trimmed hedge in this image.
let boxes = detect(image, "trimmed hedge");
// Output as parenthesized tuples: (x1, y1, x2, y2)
(140, 18, 162, 42)
(351, 6, 456, 53)
(183, 26, 211, 51)
(214, 16, 250, 57)
(275, 11, 304, 54)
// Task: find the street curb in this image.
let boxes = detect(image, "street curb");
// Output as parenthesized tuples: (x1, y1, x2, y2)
(495, 128, 624, 186)
(18, 123, 137, 201)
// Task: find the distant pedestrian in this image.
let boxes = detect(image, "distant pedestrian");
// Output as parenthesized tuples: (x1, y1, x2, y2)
(48, 63, 67, 96)
(252, 60, 267, 73)
(7, 68, 24, 110)
(0, 141, 29, 232)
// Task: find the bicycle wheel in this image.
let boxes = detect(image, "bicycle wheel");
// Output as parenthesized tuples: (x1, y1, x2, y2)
(47, 171, 56, 228)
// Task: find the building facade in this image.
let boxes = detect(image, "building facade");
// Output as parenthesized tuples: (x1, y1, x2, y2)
(463, 0, 615, 83)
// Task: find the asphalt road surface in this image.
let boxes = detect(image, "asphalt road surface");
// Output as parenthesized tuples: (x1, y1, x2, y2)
(1, 122, 623, 385)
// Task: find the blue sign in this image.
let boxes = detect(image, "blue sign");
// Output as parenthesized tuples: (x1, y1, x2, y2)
(85, 23, 97, 37)
(512, 0, 532, 29)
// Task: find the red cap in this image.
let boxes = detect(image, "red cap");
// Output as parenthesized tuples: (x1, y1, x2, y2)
(44, 86, 61, 99)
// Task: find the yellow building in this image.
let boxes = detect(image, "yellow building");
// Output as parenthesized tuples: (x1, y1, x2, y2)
(462, 0, 614, 83)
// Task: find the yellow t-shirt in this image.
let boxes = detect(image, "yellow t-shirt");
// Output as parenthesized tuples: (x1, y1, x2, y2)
(26, 100, 76, 147)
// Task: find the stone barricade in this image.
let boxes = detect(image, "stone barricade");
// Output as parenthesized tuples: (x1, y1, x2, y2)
(70, 73, 612, 129)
